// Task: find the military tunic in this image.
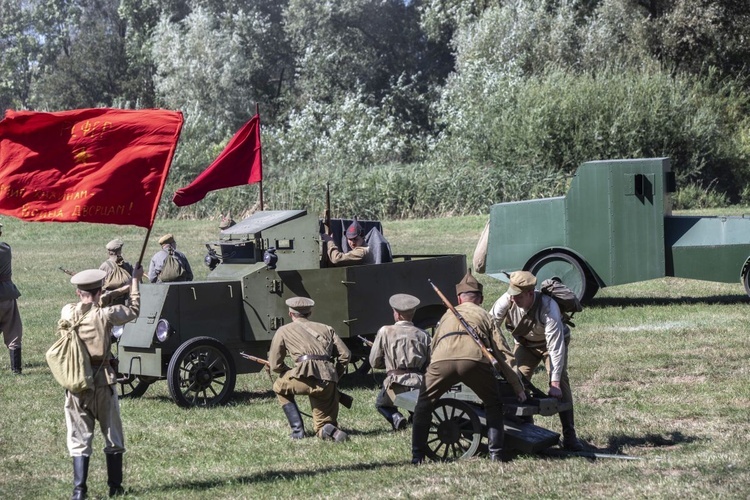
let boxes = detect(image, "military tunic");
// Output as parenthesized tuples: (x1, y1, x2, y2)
(0, 242, 21, 350)
(147, 247, 193, 282)
(412, 302, 524, 460)
(490, 291, 574, 407)
(369, 321, 430, 407)
(61, 288, 140, 457)
(269, 318, 351, 432)
(325, 240, 371, 266)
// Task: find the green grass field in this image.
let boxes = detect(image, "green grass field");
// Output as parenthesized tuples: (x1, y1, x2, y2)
(1, 214, 749, 499)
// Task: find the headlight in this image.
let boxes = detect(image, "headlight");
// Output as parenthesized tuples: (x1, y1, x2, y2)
(112, 325, 124, 340)
(155, 319, 171, 343)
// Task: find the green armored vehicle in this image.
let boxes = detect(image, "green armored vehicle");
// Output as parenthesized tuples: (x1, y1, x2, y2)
(117, 209, 466, 407)
(483, 157, 750, 301)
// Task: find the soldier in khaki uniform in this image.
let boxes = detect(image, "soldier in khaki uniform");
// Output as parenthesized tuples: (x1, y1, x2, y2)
(490, 270, 584, 451)
(62, 265, 143, 499)
(99, 239, 134, 307)
(321, 219, 371, 266)
(411, 271, 526, 464)
(370, 293, 430, 431)
(269, 297, 352, 441)
(0, 220, 22, 374)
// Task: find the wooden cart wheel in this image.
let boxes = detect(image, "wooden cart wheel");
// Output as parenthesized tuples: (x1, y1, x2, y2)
(167, 336, 236, 408)
(425, 399, 482, 461)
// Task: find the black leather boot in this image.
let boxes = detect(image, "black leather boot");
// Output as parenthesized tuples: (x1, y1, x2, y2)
(487, 425, 507, 462)
(71, 456, 89, 500)
(282, 402, 305, 439)
(318, 423, 348, 442)
(411, 413, 430, 464)
(106, 453, 124, 496)
(377, 406, 407, 431)
(559, 409, 584, 451)
(9, 348, 21, 374)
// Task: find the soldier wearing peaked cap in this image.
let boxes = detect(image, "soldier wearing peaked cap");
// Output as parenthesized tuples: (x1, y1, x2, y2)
(369, 293, 430, 431)
(147, 233, 193, 283)
(268, 296, 352, 442)
(411, 270, 526, 464)
(61, 264, 144, 499)
(321, 218, 371, 266)
(99, 239, 134, 306)
(490, 270, 584, 451)
(0, 219, 23, 374)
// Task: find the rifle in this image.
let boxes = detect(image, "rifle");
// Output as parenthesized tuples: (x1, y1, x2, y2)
(59, 266, 75, 276)
(429, 279, 503, 379)
(324, 182, 332, 236)
(357, 335, 373, 347)
(240, 352, 353, 409)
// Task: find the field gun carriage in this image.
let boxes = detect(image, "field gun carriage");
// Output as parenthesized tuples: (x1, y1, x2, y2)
(395, 381, 571, 461)
(115, 209, 467, 407)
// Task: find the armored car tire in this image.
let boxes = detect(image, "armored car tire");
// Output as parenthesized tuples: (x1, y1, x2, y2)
(167, 336, 237, 408)
(425, 399, 482, 461)
(117, 374, 152, 399)
(528, 252, 599, 303)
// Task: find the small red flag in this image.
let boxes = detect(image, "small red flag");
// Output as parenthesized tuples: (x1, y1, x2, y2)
(0, 108, 183, 228)
(172, 114, 262, 207)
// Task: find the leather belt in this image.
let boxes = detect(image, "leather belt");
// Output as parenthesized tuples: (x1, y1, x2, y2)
(387, 368, 422, 376)
(296, 354, 332, 363)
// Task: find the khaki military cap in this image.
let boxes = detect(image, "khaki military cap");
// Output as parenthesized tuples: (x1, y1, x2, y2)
(158, 233, 175, 246)
(389, 293, 420, 312)
(508, 270, 537, 296)
(70, 269, 107, 290)
(456, 270, 483, 295)
(286, 296, 315, 314)
(106, 239, 124, 251)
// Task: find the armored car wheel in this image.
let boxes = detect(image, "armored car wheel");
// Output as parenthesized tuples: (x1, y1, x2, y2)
(528, 252, 598, 303)
(117, 374, 152, 399)
(425, 399, 482, 461)
(167, 337, 237, 408)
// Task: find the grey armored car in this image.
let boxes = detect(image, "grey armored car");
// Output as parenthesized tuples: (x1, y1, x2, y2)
(116, 209, 466, 407)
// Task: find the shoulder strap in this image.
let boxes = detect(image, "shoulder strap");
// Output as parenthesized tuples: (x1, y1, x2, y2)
(296, 321, 334, 353)
(507, 294, 542, 340)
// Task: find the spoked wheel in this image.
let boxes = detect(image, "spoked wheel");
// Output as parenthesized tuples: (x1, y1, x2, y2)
(117, 374, 154, 399)
(167, 337, 236, 408)
(528, 252, 598, 302)
(425, 399, 482, 461)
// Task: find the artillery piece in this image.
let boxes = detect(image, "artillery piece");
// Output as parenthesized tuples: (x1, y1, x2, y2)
(116, 209, 466, 407)
(395, 382, 571, 461)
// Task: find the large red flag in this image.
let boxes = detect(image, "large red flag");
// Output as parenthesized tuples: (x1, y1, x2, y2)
(0, 108, 183, 228)
(172, 114, 262, 207)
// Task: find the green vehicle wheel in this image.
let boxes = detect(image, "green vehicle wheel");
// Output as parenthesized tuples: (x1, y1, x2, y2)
(167, 337, 237, 408)
(425, 399, 482, 461)
(528, 252, 598, 302)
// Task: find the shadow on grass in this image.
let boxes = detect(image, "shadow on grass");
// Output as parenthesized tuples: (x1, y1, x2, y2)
(536, 431, 697, 462)
(136, 460, 409, 495)
(589, 295, 747, 309)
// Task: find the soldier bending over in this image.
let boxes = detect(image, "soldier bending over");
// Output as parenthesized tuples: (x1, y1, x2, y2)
(490, 271, 584, 451)
(412, 271, 526, 464)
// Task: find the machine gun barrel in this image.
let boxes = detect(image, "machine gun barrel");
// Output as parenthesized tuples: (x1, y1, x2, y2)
(428, 279, 502, 379)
